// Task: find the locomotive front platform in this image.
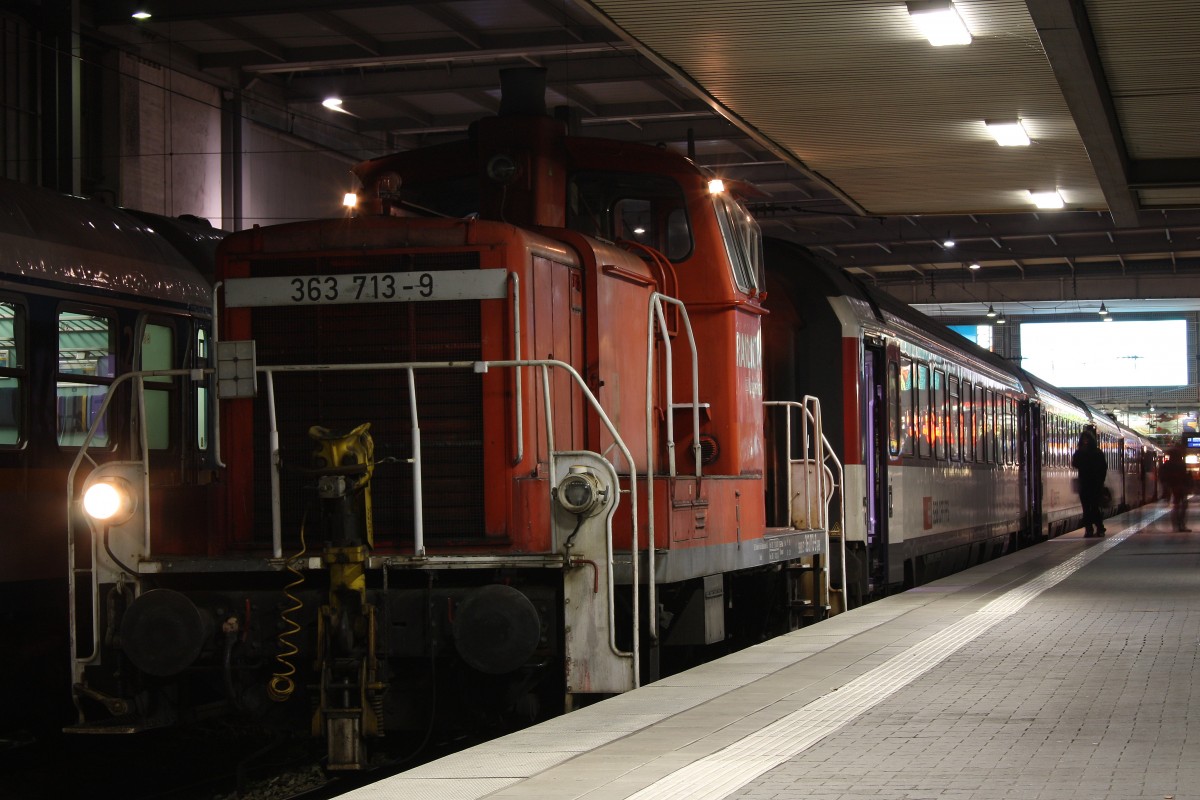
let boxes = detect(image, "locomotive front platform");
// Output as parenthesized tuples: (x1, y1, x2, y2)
(342, 501, 1199, 800)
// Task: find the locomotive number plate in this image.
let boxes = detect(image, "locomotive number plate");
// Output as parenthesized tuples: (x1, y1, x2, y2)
(223, 269, 508, 307)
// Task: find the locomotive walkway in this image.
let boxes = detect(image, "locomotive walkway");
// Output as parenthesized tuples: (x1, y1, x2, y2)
(345, 500, 1200, 800)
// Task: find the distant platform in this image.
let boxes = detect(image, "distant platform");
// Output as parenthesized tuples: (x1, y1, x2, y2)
(344, 499, 1198, 800)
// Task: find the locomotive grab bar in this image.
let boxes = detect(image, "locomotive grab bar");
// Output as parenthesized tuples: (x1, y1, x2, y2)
(764, 398, 846, 611)
(644, 293, 701, 642)
(66, 367, 204, 674)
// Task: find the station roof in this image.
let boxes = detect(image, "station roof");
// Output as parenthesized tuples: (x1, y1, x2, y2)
(89, 0, 1200, 313)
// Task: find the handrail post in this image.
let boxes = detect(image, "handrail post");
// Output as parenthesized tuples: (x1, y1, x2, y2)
(265, 371, 283, 559)
(407, 367, 425, 557)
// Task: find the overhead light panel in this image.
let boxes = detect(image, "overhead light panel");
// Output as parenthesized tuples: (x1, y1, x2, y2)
(985, 120, 1030, 147)
(907, 1, 972, 46)
(1028, 189, 1064, 209)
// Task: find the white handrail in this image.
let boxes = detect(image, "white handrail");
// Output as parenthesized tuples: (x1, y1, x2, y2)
(763, 397, 846, 611)
(66, 368, 199, 672)
(643, 293, 700, 642)
(68, 356, 645, 683)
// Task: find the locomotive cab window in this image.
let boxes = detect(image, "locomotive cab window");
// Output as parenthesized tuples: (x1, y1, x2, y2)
(712, 190, 762, 294)
(57, 310, 116, 447)
(0, 299, 24, 446)
(567, 171, 692, 260)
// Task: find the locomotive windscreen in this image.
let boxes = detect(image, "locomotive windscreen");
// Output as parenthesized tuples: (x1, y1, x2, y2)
(249, 251, 486, 548)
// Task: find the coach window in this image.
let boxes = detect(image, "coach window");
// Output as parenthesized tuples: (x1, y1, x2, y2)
(989, 390, 998, 463)
(57, 310, 115, 447)
(1002, 397, 1012, 464)
(0, 300, 24, 446)
(196, 328, 209, 451)
(916, 362, 931, 458)
(961, 381, 972, 462)
(948, 376, 961, 461)
(888, 362, 901, 455)
(975, 386, 986, 462)
(998, 395, 1007, 464)
(934, 369, 947, 460)
(1008, 398, 1017, 464)
(139, 322, 174, 450)
(900, 357, 914, 456)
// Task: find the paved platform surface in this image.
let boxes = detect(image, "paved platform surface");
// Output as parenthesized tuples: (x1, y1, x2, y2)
(344, 500, 1200, 800)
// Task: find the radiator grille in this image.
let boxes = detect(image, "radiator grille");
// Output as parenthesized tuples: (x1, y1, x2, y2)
(249, 252, 486, 549)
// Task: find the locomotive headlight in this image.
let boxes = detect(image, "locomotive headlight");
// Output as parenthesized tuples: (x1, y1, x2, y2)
(83, 477, 137, 525)
(554, 467, 608, 517)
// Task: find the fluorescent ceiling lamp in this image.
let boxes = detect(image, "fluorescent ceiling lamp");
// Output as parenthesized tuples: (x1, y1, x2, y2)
(1028, 189, 1064, 209)
(985, 120, 1030, 146)
(907, 1, 972, 46)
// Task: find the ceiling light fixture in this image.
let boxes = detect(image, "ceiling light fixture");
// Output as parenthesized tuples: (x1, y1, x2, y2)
(322, 97, 350, 114)
(131, 11, 152, 20)
(968, 262, 981, 270)
(996, 314, 1007, 325)
(1098, 302, 1109, 316)
(985, 119, 1031, 147)
(907, 1, 972, 46)
(986, 304, 997, 318)
(942, 239, 956, 248)
(1028, 189, 1064, 209)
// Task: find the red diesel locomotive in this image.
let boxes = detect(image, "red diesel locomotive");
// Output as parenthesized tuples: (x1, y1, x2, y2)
(65, 70, 839, 768)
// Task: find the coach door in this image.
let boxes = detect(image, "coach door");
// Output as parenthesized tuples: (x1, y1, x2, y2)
(863, 341, 889, 600)
(1020, 400, 1043, 545)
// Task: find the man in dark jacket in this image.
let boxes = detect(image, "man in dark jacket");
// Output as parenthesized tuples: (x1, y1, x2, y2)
(1161, 437, 1192, 532)
(1072, 428, 1107, 537)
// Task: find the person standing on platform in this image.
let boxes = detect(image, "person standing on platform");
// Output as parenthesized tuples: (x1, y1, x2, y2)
(1072, 427, 1107, 537)
(1161, 437, 1192, 532)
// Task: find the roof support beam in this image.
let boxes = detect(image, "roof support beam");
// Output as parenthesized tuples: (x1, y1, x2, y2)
(1024, 0, 1140, 227)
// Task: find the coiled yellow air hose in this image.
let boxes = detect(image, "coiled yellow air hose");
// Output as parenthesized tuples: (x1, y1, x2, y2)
(267, 516, 308, 702)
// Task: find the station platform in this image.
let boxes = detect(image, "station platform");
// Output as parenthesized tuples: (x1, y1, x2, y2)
(344, 500, 1200, 800)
